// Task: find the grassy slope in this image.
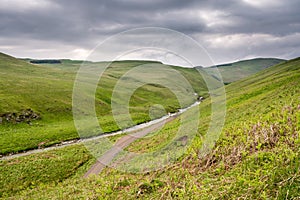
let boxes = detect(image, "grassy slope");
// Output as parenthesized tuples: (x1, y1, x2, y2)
(0, 53, 211, 155)
(1, 57, 298, 199)
(204, 58, 285, 83)
(0, 53, 76, 154)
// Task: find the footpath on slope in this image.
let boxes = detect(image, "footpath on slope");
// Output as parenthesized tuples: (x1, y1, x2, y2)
(83, 114, 178, 177)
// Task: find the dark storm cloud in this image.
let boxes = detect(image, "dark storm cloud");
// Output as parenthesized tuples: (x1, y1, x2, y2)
(0, 0, 299, 64)
(217, 0, 300, 36)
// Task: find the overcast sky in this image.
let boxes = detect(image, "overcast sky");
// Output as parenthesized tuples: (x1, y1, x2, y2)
(0, 0, 300, 65)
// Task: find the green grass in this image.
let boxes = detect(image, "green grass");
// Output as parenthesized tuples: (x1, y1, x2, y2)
(0, 145, 93, 198)
(1, 55, 299, 199)
(0, 53, 210, 155)
(204, 58, 285, 83)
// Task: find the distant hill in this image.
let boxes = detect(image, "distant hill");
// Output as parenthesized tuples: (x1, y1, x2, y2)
(203, 58, 285, 84)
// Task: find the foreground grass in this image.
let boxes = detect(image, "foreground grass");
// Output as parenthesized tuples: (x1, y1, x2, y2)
(1, 58, 299, 199)
(0, 145, 93, 197)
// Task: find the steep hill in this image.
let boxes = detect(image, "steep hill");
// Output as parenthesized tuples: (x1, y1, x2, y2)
(204, 58, 285, 83)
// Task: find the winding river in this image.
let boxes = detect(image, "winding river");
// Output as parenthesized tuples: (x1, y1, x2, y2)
(1, 101, 200, 160)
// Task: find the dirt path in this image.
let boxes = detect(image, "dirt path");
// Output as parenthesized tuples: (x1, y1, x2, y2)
(83, 115, 178, 178)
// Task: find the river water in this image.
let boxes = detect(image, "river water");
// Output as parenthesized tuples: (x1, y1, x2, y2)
(1, 101, 200, 160)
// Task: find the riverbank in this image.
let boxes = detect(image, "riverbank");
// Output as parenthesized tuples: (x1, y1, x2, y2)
(1, 101, 200, 160)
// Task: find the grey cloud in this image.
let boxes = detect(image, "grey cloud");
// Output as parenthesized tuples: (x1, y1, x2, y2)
(0, 0, 299, 64)
(208, 0, 300, 36)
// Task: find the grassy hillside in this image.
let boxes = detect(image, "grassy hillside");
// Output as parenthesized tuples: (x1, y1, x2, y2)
(1, 57, 298, 199)
(204, 58, 285, 84)
(0, 53, 212, 155)
(0, 53, 299, 198)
